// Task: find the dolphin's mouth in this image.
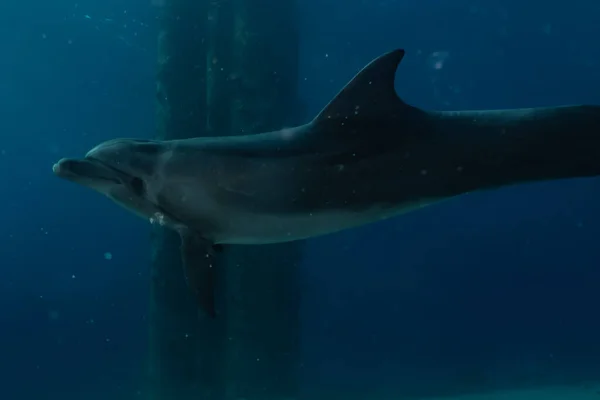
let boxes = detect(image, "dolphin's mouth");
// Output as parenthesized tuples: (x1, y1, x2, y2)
(52, 157, 122, 184)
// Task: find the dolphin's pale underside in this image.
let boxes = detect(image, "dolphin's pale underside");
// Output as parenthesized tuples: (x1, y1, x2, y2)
(53, 49, 600, 317)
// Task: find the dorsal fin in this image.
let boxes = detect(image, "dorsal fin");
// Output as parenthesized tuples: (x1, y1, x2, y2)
(313, 49, 408, 124)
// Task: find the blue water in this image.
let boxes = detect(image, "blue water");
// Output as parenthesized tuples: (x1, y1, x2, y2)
(2, 0, 600, 399)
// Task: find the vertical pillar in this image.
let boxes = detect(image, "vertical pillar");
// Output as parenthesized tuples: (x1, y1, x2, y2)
(149, 0, 303, 399)
(150, 1, 224, 399)
(221, 1, 304, 399)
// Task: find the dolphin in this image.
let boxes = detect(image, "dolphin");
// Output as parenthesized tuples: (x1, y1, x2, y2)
(53, 49, 600, 317)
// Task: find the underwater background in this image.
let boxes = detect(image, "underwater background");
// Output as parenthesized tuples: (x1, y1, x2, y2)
(2, 0, 600, 399)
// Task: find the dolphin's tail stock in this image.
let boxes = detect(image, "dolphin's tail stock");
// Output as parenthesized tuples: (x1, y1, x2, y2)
(497, 105, 600, 185)
(436, 105, 600, 193)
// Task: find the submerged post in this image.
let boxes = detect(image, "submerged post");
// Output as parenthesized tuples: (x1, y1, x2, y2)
(220, 1, 304, 398)
(149, 1, 224, 400)
(149, 0, 303, 399)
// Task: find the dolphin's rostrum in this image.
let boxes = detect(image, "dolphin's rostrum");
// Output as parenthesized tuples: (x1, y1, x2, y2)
(53, 49, 600, 317)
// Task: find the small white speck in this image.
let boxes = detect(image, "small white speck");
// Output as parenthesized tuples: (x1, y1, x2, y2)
(71, 274, 76, 279)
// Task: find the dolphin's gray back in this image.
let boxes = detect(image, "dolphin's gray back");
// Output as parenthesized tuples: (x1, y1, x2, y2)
(156, 49, 600, 244)
(165, 50, 436, 215)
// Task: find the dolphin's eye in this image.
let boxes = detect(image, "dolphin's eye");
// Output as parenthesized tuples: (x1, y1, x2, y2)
(130, 177, 145, 196)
